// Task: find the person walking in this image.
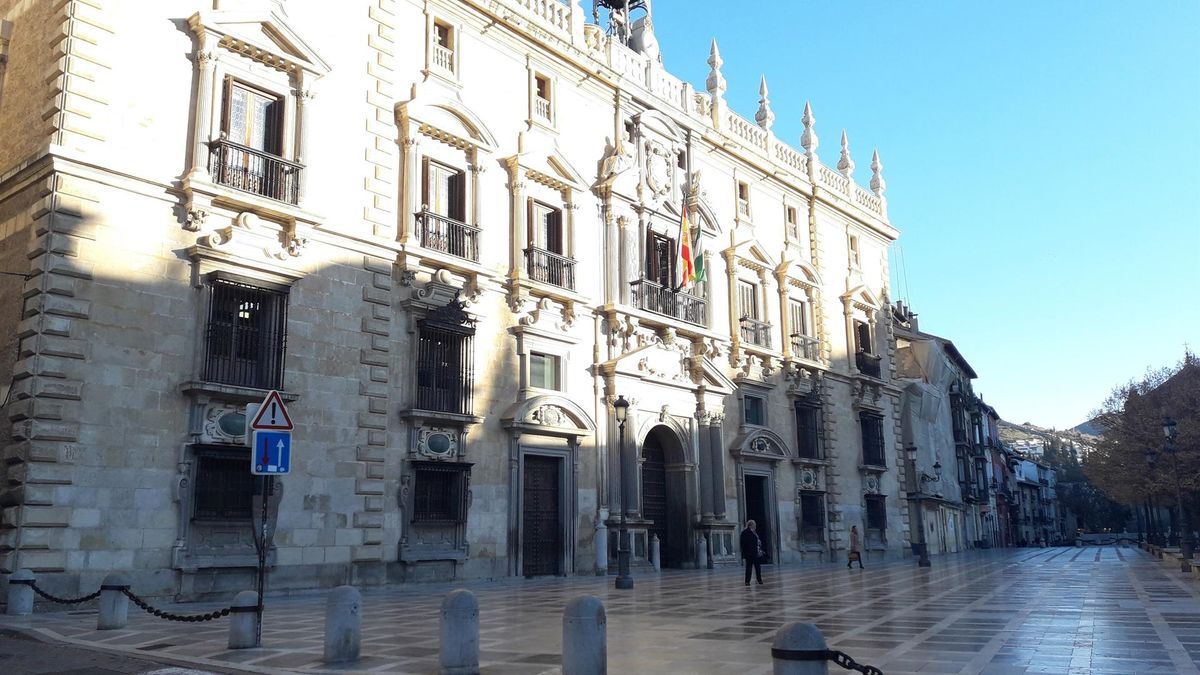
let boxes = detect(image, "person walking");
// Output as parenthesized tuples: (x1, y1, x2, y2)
(848, 525, 864, 569)
(740, 519, 764, 585)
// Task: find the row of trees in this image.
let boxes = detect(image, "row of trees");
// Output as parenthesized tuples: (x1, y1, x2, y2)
(1084, 355, 1199, 529)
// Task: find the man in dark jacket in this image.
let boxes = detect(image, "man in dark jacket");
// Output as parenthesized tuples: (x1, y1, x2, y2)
(741, 519, 764, 585)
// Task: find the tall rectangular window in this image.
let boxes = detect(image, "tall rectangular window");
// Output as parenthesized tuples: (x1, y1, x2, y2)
(423, 159, 466, 222)
(530, 201, 564, 254)
(854, 320, 873, 354)
(647, 232, 674, 288)
(848, 234, 861, 268)
(736, 181, 751, 217)
(796, 404, 821, 459)
(534, 74, 552, 122)
(859, 412, 885, 466)
(744, 395, 765, 426)
(203, 275, 288, 390)
(865, 494, 886, 546)
(224, 81, 282, 155)
(432, 21, 455, 73)
(789, 300, 808, 337)
(786, 205, 799, 239)
(530, 352, 560, 390)
(799, 492, 824, 544)
(738, 281, 759, 320)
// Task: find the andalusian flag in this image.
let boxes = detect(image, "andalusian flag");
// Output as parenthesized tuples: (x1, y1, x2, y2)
(675, 201, 704, 289)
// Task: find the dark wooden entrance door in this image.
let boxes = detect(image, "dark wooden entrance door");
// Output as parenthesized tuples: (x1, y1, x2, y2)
(641, 442, 670, 566)
(522, 456, 560, 577)
(745, 474, 772, 564)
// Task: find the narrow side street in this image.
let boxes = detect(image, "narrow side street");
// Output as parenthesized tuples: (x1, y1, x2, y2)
(3, 547, 1199, 674)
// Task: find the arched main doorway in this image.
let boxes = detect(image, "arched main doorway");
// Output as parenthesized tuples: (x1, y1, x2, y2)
(641, 425, 690, 568)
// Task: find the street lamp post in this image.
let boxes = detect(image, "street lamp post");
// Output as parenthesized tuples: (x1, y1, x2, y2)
(613, 395, 634, 590)
(906, 445, 940, 568)
(1164, 416, 1192, 571)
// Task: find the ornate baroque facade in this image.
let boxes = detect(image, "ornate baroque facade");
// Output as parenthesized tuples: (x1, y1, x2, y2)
(0, 0, 908, 597)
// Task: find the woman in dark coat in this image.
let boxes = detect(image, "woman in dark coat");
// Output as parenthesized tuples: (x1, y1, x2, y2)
(740, 519, 764, 585)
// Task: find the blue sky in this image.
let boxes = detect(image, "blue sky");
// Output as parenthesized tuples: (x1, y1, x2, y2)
(652, 1, 1200, 429)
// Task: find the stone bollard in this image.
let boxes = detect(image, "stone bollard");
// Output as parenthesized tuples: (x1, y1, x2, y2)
(594, 520, 608, 576)
(323, 586, 361, 664)
(771, 622, 829, 674)
(97, 572, 132, 630)
(698, 536, 709, 569)
(649, 534, 660, 572)
(440, 589, 479, 675)
(228, 590, 260, 649)
(562, 595, 606, 675)
(6, 569, 35, 616)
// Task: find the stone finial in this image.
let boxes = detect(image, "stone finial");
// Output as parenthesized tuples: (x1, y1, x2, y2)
(870, 149, 886, 196)
(706, 39, 726, 99)
(754, 75, 775, 131)
(800, 101, 819, 156)
(838, 129, 855, 178)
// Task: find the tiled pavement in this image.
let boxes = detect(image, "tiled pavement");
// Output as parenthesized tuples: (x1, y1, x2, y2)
(4, 547, 1200, 674)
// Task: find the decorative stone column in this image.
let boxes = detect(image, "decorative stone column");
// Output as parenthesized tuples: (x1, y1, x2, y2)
(708, 415, 726, 519)
(697, 412, 714, 521)
(189, 33, 219, 181)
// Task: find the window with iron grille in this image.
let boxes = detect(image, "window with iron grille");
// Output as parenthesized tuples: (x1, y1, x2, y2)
(859, 411, 885, 466)
(412, 463, 469, 523)
(795, 403, 822, 459)
(193, 446, 253, 521)
(865, 494, 886, 545)
(415, 299, 475, 415)
(799, 492, 824, 543)
(203, 274, 288, 390)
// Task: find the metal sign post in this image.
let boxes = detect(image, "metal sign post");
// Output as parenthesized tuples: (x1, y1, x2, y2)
(247, 390, 294, 647)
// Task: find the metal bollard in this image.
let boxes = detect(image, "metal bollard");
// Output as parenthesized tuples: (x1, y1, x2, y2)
(6, 569, 35, 616)
(97, 572, 131, 630)
(323, 586, 361, 664)
(228, 590, 260, 649)
(562, 595, 606, 675)
(439, 589, 479, 675)
(771, 622, 828, 674)
(650, 534, 660, 571)
(698, 535, 709, 569)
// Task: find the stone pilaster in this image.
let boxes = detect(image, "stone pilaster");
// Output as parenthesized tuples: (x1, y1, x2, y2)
(364, 0, 398, 239)
(352, 255, 392, 568)
(47, 0, 114, 155)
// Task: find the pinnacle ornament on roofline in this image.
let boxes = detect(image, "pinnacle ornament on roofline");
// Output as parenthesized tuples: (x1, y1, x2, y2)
(706, 38, 726, 100)
(838, 130, 854, 178)
(754, 76, 774, 131)
(870, 149, 886, 197)
(800, 101, 818, 156)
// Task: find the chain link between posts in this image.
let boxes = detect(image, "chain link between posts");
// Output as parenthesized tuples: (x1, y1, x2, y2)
(772, 647, 884, 675)
(12, 578, 233, 623)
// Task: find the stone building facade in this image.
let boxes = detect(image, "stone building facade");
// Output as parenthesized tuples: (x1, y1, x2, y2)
(0, 0, 907, 599)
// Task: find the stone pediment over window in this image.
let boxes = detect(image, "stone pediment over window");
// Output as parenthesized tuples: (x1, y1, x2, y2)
(843, 285, 880, 314)
(189, 8, 330, 78)
(501, 395, 595, 440)
(398, 95, 497, 153)
(731, 428, 791, 462)
(504, 133, 586, 192)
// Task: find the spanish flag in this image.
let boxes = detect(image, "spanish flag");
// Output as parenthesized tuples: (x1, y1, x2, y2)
(675, 201, 696, 289)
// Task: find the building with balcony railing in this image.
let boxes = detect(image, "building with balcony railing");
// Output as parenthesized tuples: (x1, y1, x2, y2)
(0, 0, 908, 592)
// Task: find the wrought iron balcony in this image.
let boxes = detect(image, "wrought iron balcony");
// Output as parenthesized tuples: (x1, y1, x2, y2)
(630, 278, 706, 326)
(790, 334, 820, 361)
(855, 350, 882, 378)
(525, 247, 576, 290)
(416, 210, 480, 262)
(208, 138, 301, 205)
(739, 317, 771, 348)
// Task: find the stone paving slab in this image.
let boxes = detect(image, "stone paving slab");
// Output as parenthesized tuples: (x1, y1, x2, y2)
(4, 548, 1200, 674)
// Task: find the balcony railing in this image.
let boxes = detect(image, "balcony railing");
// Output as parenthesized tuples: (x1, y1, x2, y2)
(737, 199, 751, 218)
(209, 139, 301, 205)
(535, 96, 552, 121)
(739, 317, 771, 348)
(433, 44, 454, 72)
(630, 278, 706, 326)
(416, 210, 480, 262)
(525, 247, 575, 290)
(790, 334, 820, 361)
(855, 351, 882, 378)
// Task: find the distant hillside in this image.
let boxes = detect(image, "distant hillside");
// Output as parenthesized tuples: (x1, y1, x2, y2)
(1071, 418, 1105, 437)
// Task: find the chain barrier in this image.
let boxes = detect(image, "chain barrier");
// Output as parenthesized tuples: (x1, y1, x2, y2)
(772, 647, 884, 674)
(121, 589, 233, 623)
(13, 579, 102, 605)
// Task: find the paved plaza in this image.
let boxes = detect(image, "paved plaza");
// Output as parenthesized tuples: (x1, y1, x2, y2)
(4, 547, 1200, 674)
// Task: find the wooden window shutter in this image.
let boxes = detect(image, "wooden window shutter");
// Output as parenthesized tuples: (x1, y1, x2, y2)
(421, 157, 431, 211)
(449, 170, 465, 222)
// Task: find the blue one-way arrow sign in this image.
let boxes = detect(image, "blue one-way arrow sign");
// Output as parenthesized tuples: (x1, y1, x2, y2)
(252, 430, 292, 475)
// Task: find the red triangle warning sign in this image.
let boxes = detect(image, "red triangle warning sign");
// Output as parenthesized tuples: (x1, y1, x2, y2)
(250, 390, 294, 431)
